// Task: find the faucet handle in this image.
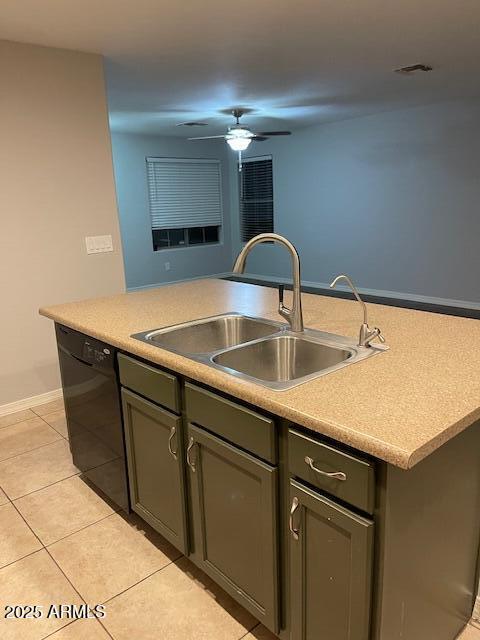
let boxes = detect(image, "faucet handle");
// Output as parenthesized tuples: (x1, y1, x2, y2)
(363, 326, 385, 347)
(278, 284, 285, 309)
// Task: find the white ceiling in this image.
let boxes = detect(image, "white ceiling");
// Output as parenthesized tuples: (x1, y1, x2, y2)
(1, 0, 480, 136)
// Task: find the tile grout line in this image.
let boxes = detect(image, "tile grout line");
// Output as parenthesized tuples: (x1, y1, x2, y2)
(37, 413, 69, 441)
(97, 556, 259, 640)
(44, 511, 119, 549)
(0, 417, 37, 431)
(0, 433, 64, 465)
(99, 552, 259, 638)
(3, 470, 81, 502)
(0, 538, 118, 640)
(0, 546, 43, 572)
(96, 619, 116, 640)
(44, 546, 87, 605)
(43, 545, 119, 640)
(238, 622, 261, 639)
(10, 500, 45, 549)
(0, 428, 67, 460)
(101, 555, 182, 606)
(31, 402, 65, 418)
(44, 540, 181, 637)
(11, 474, 122, 547)
(168, 556, 261, 639)
(0, 483, 11, 503)
(38, 609, 116, 640)
(10, 470, 177, 637)
(0, 411, 63, 430)
(40, 619, 83, 640)
(4, 403, 175, 640)
(11, 474, 120, 545)
(77, 542, 255, 639)
(6, 470, 117, 640)
(0, 405, 75, 501)
(3, 503, 258, 640)
(48, 513, 182, 639)
(0, 405, 53, 428)
(0, 499, 45, 570)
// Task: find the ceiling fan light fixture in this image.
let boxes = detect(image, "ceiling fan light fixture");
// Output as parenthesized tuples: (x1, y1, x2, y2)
(185, 108, 291, 157)
(226, 137, 252, 151)
(229, 126, 253, 137)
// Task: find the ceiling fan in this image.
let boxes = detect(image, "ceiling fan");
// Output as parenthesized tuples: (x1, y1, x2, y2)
(187, 108, 291, 153)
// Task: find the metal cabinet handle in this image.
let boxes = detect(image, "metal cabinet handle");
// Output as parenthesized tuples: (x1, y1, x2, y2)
(304, 456, 347, 481)
(186, 437, 196, 472)
(168, 425, 177, 460)
(289, 496, 300, 540)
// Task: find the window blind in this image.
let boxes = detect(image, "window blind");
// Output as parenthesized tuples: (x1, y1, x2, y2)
(239, 156, 274, 242)
(146, 157, 223, 230)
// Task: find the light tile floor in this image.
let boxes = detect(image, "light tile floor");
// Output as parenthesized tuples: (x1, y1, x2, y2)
(0, 402, 478, 640)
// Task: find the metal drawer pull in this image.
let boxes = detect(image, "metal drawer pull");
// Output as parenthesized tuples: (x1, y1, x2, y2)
(168, 425, 178, 460)
(304, 456, 347, 481)
(186, 437, 196, 472)
(289, 497, 300, 540)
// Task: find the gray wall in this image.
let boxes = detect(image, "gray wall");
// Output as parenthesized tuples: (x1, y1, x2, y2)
(229, 101, 480, 306)
(111, 133, 232, 289)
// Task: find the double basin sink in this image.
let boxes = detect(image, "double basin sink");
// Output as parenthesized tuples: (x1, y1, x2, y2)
(132, 313, 386, 391)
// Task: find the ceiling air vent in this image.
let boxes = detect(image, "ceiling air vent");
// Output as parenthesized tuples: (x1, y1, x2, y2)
(394, 64, 433, 75)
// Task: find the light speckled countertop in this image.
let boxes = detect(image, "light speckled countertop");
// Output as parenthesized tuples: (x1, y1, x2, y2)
(40, 279, 480, 469)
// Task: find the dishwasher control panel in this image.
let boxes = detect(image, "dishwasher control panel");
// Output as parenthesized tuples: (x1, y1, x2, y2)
(82, 340, 113, 367)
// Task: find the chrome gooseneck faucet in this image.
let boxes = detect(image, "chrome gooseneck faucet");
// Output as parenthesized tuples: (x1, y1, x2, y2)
(232, 233, 304, 332)
(330, 274, 385, 347)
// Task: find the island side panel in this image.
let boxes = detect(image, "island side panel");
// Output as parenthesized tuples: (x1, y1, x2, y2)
(373, 420, 480, 640)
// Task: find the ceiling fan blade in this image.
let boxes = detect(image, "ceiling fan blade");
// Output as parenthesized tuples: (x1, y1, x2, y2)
(252, 136, 268, 141)
(258, 131, 292, 136)
(187, 135, 226, 140)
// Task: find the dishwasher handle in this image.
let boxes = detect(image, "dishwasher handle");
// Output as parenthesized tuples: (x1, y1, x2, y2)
(70, 353, 93, 367)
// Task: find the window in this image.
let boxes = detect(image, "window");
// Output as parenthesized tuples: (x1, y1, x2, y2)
(239, 156, 274, 242)
(151, 226, 219, 251)
(147, 157, 222, 250)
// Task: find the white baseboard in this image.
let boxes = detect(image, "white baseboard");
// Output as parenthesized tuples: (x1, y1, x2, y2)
(0, 388, 63, 417)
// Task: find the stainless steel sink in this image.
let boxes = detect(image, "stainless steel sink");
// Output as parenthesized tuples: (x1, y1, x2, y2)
(132, 236, 388, 389)
(132, 313, 284, 355)
(212, 335, 353, 387)
(132, 313, 387, 391)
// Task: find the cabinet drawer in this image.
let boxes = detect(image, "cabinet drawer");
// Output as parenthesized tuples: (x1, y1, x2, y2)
(289, 429, 375, 514)
(185, 383, 276, 464)
(118, 353, 180, 413)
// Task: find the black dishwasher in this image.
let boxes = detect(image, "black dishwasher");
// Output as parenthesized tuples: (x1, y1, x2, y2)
(55, 323, 129, 512)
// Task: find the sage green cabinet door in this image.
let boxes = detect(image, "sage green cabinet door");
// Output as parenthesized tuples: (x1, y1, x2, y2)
(187, 424, 279, 634)
(122, 388, 187, 554)
(289, 479, 373, 640)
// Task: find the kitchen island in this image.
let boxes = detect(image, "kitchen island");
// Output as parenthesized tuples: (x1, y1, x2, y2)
(40, 278, 480, 640)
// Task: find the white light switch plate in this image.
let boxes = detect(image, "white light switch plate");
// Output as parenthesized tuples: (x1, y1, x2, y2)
(85, 235, 113, 254)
